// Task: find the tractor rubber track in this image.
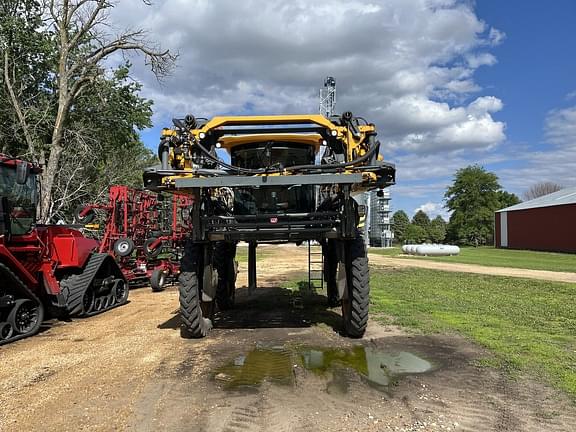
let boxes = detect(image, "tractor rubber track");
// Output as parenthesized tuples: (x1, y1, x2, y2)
(61, 253, 128, 317)
(0, 262, 44, 346)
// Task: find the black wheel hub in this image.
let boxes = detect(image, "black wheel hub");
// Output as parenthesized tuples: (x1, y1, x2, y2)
(13, 302, 40, 333)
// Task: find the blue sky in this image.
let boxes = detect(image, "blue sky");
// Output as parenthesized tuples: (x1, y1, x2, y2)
(119, 0, 576, 221)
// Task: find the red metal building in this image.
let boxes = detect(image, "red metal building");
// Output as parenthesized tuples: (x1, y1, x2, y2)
(495, 187, 576, 253)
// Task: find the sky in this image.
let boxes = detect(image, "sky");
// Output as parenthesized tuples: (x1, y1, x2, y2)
(109, 0, 576, 220)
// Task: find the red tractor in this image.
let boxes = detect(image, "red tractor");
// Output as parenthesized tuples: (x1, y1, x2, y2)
(0, 155, 128, 345)
(76, 185, 192, 291)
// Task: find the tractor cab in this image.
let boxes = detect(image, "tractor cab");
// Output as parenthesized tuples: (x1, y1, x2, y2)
(0, 155, 39, 237)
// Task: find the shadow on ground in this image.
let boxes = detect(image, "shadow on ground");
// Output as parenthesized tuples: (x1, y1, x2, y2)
(157, 282, 343, 333)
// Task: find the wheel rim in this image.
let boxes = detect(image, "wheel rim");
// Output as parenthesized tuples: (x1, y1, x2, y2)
(12, 301, 40, 334)
(118, 242, 129, 253)
(115, 280, 127, 302)
(83, 288, 95, 313)
(0, 323, 14, 340)
(159, 273, 165, 287)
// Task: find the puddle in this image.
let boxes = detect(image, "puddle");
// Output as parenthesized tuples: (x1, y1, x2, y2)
(213, 345, 434, 391)
(214, 346, 294, 389)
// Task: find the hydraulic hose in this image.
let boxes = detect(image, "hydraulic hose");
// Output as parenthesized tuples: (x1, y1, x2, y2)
(285, 137, 380, 172)
(194, 141, 269, 174)
(193, 135, 379, 175)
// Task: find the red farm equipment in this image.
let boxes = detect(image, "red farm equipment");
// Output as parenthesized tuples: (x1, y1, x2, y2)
(0, 154, 128, 345)
(76, 185, 193, 290)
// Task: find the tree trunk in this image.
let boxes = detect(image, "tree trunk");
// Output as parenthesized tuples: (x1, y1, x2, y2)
(40, 143, 64, 223)
(39, 90, 69, 222)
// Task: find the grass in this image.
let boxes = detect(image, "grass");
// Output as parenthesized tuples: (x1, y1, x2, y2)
(370, 268, 576, 398)
(234, 246, 273, 263)
(368, 247, 402, 256)
(370, 246, 576, 273)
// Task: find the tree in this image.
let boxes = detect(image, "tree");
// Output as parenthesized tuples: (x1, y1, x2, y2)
(49, 63, 156, 221)
(391, 210, 410, 243)
(412, 210, 431, 229)
(444, 165, 502, 246)
(523, 182, 563, 201)
(497, 190, 521, 210)
(0, 0, 54, 157)
(404, 224, 427, 244)
(2, 0, 177, 221)
(428, 216, 447, 243)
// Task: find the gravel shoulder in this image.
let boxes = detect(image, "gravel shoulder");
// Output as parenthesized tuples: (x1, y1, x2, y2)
(0, 245, 574, 432)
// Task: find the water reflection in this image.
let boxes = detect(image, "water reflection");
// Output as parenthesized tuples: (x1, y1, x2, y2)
(213, 345, 433, 391)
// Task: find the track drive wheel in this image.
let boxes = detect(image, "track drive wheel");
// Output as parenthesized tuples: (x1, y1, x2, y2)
(179, 271, 212, 338)
(341, 235, 370, 338)
(150, 268, 166, 292)
(8, 299, 44, 338)
(214, 242, 237, 310)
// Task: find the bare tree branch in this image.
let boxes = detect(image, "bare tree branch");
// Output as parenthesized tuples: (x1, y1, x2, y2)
(3, 51, 36, 157)
(523, 182, 563, 201)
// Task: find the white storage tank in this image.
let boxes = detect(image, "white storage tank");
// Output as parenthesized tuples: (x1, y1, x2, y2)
(414, 244, 460, 256)
(407, 245, 418, 254)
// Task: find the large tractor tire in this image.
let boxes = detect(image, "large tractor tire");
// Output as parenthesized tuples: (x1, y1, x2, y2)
(214, 241, 237, 311)
(179, 272, 212, 338)
(342, 235, 370, 338)
(179, 241, 214, 338)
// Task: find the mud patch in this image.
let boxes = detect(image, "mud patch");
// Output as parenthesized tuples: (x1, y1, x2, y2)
(213, 344, 434, 392)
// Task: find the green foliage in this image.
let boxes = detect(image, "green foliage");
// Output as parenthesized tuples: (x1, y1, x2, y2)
(445, 165, 503, 246)
(403, 223, 428, 243)
(412, 210, 430, 228)
(0, 0, 55, 155)
(427, 215, 447, 243)
(370, 268, 576, 398)
(0, 2, 156, 221)
(55, 62, 156, 219)
(497, 190, 521, 209)
(391, 210, 410, 243)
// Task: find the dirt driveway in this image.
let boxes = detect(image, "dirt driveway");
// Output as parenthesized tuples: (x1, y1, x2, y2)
(1, 245, 575, 432)
(368, 254, 576, 284)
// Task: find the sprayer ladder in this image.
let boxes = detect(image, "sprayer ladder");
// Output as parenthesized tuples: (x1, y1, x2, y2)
(307, 241, 324, 290)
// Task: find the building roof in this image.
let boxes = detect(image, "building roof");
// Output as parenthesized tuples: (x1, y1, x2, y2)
(496, 186, 576, 212)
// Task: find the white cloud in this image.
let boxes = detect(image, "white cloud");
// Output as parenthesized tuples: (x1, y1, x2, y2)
(466, 52, 497, 68)
(414, 202, 451, 220)
(545, 106, 576, 146)
(107, 0, 505, 157)
(376, 95, 505, 152)
(497, 104, 576, 193)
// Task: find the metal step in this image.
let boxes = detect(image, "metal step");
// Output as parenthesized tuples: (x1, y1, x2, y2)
(307, 241, 324, 290)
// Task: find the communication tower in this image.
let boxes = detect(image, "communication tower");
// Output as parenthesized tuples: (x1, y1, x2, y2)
(319, 76, 336, 117)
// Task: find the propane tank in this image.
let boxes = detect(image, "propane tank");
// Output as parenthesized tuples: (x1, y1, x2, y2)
(414, 244, 460, 256)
